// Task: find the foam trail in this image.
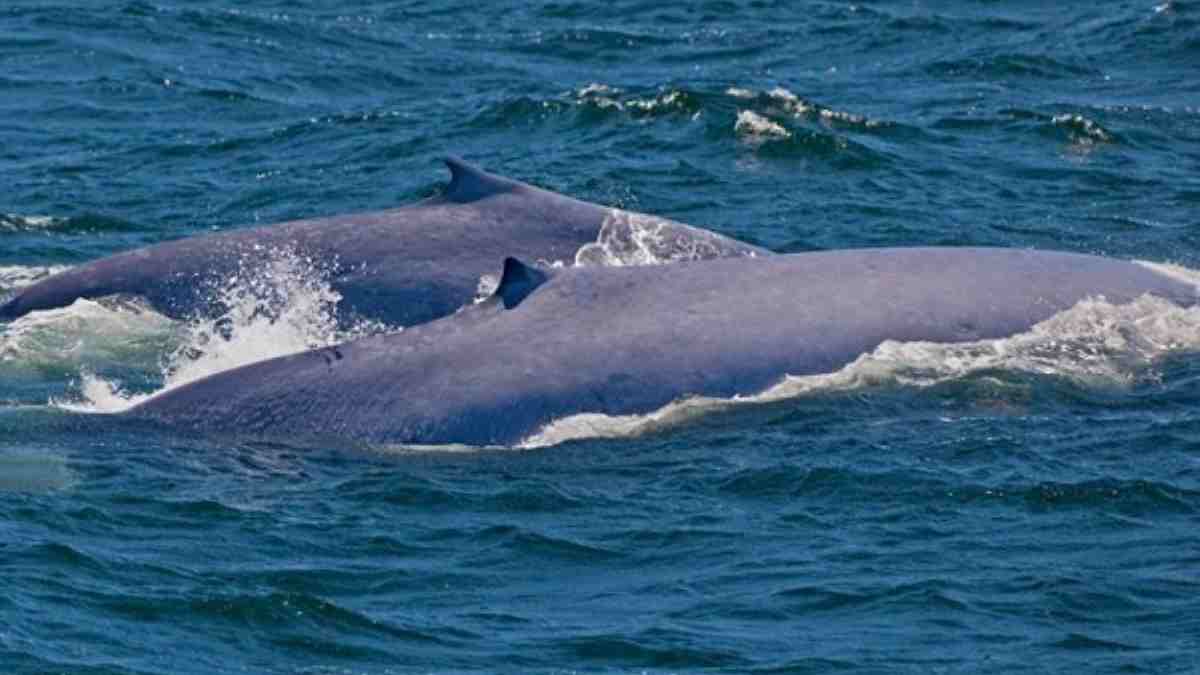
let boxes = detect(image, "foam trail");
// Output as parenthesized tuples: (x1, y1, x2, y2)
(521, 294, 1200, 448)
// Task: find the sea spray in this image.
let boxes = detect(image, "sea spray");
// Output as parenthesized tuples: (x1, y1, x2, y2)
(56, 247, 395, 413)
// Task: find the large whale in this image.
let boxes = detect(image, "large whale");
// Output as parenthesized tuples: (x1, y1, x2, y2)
(125, 247, 1198, 447)
(0, 159, 765, 326)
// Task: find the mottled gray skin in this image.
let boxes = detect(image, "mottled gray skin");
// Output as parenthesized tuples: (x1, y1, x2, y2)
(127, 247, 1197, 447)
(0, 159, 766, 326)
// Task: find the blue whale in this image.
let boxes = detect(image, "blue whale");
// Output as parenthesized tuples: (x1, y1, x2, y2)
(125, 247, 1198, 447)
(0, 159, 765, 326)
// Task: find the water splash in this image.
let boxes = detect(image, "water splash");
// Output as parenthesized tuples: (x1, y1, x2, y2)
(472, 272, 501, 304)
(57, 372, 154, 412)
(163, 248, 345, 386)
(575, 209, 756, 266)
(522, 294, 1200, 447)
(53, 246, 392, 413)
(472, 209, 757, 301)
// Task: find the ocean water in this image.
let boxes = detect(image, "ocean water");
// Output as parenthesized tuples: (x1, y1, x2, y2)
(2, 1, 1200, 672)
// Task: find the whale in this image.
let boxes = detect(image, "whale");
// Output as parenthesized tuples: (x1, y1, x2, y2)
(124, 247, 1198, 447)
(0, 158, 766, 326)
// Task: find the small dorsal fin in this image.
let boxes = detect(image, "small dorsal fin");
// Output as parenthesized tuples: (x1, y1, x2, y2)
(494, 257, 549, 309)
(443, 157, 521, 203)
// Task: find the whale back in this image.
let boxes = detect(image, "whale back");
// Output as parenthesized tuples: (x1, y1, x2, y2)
(127, 248, 1199, 447)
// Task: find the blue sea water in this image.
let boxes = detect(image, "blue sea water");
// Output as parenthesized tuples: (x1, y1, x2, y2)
(2, 1, 1200, 673)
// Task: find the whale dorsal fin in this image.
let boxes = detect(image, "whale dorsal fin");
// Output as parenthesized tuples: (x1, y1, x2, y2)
(444, 157, 522, 203)
(494, 257, 549, 309)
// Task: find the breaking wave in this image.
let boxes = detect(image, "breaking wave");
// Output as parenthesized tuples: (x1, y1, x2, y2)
(521, 292, 1200, 448)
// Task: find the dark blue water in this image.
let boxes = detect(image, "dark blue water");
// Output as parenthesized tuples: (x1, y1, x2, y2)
(3, 1, 1200, 673)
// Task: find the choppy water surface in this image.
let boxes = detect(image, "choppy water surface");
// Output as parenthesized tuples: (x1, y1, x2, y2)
(2, 1, 1199, 673)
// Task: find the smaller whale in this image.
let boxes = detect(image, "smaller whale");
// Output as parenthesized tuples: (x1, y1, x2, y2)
(125, 247, 1200, 447)
(0, 159, 766, 327)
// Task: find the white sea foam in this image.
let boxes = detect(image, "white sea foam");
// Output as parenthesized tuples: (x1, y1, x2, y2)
(160, 250, 346, 387)
(0, 214, 67, 232)
(473, 272, 501, 304)
(729, 86, 881, 129)
(472, 209, 757, 302)
(734, 110, 791, 140)
(578, 82, 619, 97)
(1136, 260, 1200, 291)
(56, 372, 154, 412)
(0, 264, 72, 294)
(767, 86, 814, 115)
(575, 83, 691, 115)
(1, 297, 177, 369)
(1052, 113, 1113, 144)
(628, 90, 685, 112)
(521, 294, 1200, 447)
(575, 209, 757, 267)
(576, 83, 627, 111)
